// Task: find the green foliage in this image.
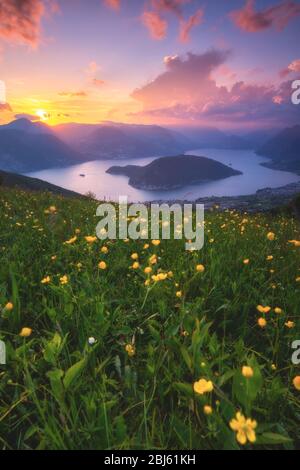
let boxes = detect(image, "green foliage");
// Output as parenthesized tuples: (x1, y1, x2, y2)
(0, 187, 299, 450)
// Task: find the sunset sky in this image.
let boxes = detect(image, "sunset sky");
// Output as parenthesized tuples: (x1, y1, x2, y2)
(0, 0, 300, 129)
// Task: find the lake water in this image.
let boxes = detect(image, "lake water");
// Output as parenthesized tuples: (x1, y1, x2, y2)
(26, 149, 300, 202)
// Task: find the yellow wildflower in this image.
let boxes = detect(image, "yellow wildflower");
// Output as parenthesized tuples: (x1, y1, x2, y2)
(131, 253, 139, 260)
(266, 255, 273, 261)
(258, 317, 267, 328)
(64, 236, 77, 245)
(230, 412, 257, 445)
(19, 327, 32, 338)
(285, 321, 295, 329)
(98, 261, 107, 270)
(59, 275, 68, 285)
(176, 290, 182, 298)
(288, 240, 300, 247)
(4, 302, 13, 311)
(293, 376, 300, 391)
(152, 239, 161, 246)
(242, 366, 254, 378)
(125, 344, 135, 357)
(203, 405, 213, 415)
(144, 267, 152, 274)
(274, 307, 282, 314)
(193, 378, 214, 395)
(196, 264, 205, 272)
(143, 243, 149, 249)
(256, 305, 271, 314)
(149, 255, 157, 265)
(85, 236, 97, 243)
(267, 232, 275, 241)
(243, 259, 250, 265)
(41, 276, 51, 284)
(101, 246, 108, 254)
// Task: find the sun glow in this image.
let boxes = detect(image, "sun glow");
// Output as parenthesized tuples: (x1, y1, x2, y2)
(36, 109, 49, 121)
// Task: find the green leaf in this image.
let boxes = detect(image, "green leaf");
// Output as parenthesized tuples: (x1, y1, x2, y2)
(63, 358, 86, 390)
(256, 432, 292, 445)
(46, 369, 64, 401)
(173, 382, 194, 398)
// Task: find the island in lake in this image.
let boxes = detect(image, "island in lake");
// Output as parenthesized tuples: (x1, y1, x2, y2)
(106, 155, 242, 190)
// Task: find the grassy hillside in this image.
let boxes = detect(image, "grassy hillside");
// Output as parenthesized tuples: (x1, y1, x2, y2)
(0, 187, 300, 450)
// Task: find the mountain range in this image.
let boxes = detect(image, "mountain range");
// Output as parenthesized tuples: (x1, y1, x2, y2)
(0, 118, 299, 175)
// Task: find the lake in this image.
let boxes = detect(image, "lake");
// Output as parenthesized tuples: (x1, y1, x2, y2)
(26, 149, 300, 202)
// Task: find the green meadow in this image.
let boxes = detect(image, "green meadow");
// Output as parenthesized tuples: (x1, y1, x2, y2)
(0, 187, 300, 450)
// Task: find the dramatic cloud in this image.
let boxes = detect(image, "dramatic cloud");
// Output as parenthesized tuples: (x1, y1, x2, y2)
(142, 0, 202, 42)
(58, 91, 88, 98)
(142, 11, 168, 40)
(280, 58, 300, 77)
(104, 0, 120, 11)
(0, 0, 57, 48)
(179, 8, 204, 43)
(230, 0, 300, 33)
(131, 49, 300, 127)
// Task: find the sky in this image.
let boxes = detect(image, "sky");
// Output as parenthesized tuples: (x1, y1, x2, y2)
(0, 0, 300, 130)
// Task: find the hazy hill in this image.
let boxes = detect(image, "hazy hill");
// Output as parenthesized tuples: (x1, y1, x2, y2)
(53, 121, 191, 159)
(106, 154, 242, 190)
(170, 126, 252, 150)
(256, 125, 300, 174)
(0, 119, 84, 173)
(0, 168, 82, 197)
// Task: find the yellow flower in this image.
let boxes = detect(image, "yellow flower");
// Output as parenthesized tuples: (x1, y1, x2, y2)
(266, 255, 273, 261)
(144, 279, 150, 286)
(48, 206, 57, 214)
(98, 261, 107, 270)
(51, 255, 57, 261)
(230, 412, 257, 445)
(176, 290, 182, 298)
(149, 255, 157, 265)
(131, 253, 139, 260)
(293, 376, 300, 391)
(258, 317, 267, 328)
(75, 228, 81, 234)
(143, 243, 149, 249)
(267, 232, 275, 241)
(203, 405, 213, 415)
(77, 262, 82, 269)
(285, 321, 295, 329)
(196, 264, 205, 272)
(101, 246, 108, 254)
(288, 239, 300, 247)
(4, 302, 13, 311)
(274, 307, 282, 314)
(152, 239, 161, 246)
(243, 259, 250, 265)
(242, 366, 254, 378)
(59, 275, 68, 285)
(125, 344, 135, 357)
(144, 266, 152, 274)
(41, 276, 51, 284)
(19, 327, 32, 338)
(64, 236, 77, 245)
(85, 236, 97, 243)
(157, 272, 168, 281)
(271, 364, 277, 371)
(256, 305, 271, 314)
(167, 271, 173, 278)
(193, 378, 214, 395)
(296, 277, 300, 282)
(132, 261, 140, 269)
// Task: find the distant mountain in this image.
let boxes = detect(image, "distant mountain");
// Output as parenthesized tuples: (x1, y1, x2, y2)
(0, 119, 84, 172)
(243, 129, 279, 148)
(53, 122, 191, 159)
(170, 126, 252, 150)
(0, 168, 82, 197)
(106, 155, 242, 190)
(256, 125, 300, 174)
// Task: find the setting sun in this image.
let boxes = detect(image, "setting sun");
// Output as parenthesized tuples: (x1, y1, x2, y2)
(36, 109, 49, 121)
